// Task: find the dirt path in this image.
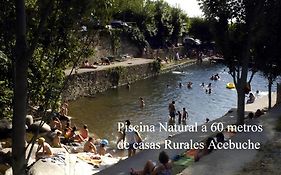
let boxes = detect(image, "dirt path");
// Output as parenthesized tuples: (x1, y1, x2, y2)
(237, 132, 281, 175)
(65, 58, 154, 75)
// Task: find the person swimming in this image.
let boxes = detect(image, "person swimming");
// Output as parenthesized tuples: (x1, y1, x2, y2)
(179, 82, 182, 88)
(187, 82, 193, 89)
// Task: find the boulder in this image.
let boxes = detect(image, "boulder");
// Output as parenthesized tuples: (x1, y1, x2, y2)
(26, 115, 34, 127)
(29, 121, 51, 133)
(0, 119, 12, 139)
(28, 160, 64, 175)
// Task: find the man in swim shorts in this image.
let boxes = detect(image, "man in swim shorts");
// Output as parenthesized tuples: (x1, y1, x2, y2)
(168, 101, 176, 119)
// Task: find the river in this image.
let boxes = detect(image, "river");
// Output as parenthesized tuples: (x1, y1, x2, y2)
(69, 63, 274, 144)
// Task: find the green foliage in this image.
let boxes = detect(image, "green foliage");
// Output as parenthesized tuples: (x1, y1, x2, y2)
(0, 0, 95, 118)
(198, 0, 260, 124)
(253, 0, 281, 81)
(123, 27, 148, 48)
(189, 17, 213, 42)
(0, 51, 13, 119)
(151, 60, 162, 73)
(25, 0, 95, 109)
(107, 66, 125, 86)
(170, 7, 189, 44)
(0, 0, 191, 119)
(90, 0, 114, 26)
(111, 0, 189, 49)
(110, 29, 122, 55)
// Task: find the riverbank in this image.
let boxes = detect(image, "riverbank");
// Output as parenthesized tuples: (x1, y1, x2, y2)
(96, 93, 276, 175)
(63, 57, 197, 101)
(179, 93, 277, 175)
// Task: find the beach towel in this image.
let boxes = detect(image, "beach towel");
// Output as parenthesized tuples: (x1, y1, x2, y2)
(77, 153, 102, 166)
(173, 155, 194, 167)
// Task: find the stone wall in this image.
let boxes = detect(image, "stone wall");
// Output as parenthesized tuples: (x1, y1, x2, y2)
(144, 46, 186, 59)
(62, 62, 158, 101)
(89, 32, 142, 63)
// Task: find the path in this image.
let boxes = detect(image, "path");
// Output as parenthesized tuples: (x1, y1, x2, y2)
(180, 93, 278, 175)
(64, 58, 154, 75)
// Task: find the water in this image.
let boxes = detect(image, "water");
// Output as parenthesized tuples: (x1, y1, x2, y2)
(69, 63, 274, 144)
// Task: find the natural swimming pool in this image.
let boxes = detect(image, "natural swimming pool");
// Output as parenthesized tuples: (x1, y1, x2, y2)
(69, 63, 274, 144)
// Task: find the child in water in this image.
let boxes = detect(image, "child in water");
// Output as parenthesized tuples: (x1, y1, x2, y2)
(177, 111, 182, 124)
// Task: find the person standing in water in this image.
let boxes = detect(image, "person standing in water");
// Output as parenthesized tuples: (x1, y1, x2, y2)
(168, 101, 176, 119)
(177, 111, 182, 124)
(182, 108, 188, 121)
(139, 97, 145, 108)
(123, 120, 142, 157)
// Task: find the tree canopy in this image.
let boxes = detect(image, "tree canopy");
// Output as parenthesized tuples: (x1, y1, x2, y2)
(199, 0, 281, 124)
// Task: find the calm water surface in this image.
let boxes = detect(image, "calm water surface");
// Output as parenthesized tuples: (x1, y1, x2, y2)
(69, 63, 273, 144)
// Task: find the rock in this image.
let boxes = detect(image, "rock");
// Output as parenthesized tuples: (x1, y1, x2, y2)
(28, 160, 64, 175)
(0, 119, 12, 139)
(29, 121, 51, 133)
(26, 115, 34, 127)
(0, 164, 10, 175)
(4, 167, 12, 175)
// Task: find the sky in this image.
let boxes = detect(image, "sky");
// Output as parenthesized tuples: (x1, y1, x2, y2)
(164, 0, 203, 17)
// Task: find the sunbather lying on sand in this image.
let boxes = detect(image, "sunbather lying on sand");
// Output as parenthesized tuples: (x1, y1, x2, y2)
(194, 137, 215, 161)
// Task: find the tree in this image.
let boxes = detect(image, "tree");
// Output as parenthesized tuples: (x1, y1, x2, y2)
(0, 0, 98, 173)
(198, 0, 265, 124)
(188, 17, 213, 42)
(13, 0, 28, 174)
(254, 0, 281, 109)
(151, 0, 173, 48)
(170, 7, 188, 45)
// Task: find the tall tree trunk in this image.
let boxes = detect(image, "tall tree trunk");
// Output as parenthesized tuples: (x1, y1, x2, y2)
(268, 74, 272, 109)
(236, 84, 245, 125)
(236, 56, 249, 125)
(13, 0, 28, 174)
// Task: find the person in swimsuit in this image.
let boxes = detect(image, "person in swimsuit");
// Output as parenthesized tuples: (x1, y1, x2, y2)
(79, 124, 89, 140)
(123, 120, 142, 157)
(52, 131, 62, 148)
(83, 137, 97, 153)
(130, 151, 172, 175)
(139, 97, 145, 108)
(36, 137, 53, 160)
(168, 101, 176, 119)
(182, 108, 188, 121)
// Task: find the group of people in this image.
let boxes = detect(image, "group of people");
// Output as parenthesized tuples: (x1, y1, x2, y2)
(35, 101, 111, 160)
(177, 81, 213, 94)
(178, 82, 193, 89)
(168, 101, 188, 124)
(246, 92, 256, 104)
(210, 73, 220, 81)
